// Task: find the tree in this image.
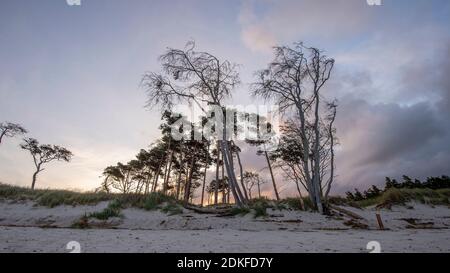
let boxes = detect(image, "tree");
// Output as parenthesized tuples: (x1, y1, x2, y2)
(243, 171, 265, 199)
(253, 42, 335, 213)
(20, 138, 73, 190)
(245, 114, 280, 201)
(101, 165, 124, 193)
(0, 122, 27, 145)
(230, 142, 249, 201)
(142, 41, 245, 206)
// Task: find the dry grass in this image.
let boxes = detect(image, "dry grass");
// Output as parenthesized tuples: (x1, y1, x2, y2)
(353, 188, 450, 207)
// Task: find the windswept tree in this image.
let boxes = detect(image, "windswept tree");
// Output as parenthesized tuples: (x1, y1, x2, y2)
(0, 122, 27, 145)
(20, 138, 73, 190)
(142, 41, 246, 206)
(253, 42, 335, 213)
(245, 114, 280, 201)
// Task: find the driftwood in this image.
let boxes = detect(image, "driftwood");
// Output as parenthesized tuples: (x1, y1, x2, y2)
(184, 205, 232, 215)
(330, 205, 364, 220)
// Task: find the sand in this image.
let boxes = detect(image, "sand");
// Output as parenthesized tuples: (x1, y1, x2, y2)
(0, 200, 449, 253)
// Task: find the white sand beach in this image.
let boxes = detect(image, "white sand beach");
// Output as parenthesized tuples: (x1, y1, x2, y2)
(1, 200, 449, 253)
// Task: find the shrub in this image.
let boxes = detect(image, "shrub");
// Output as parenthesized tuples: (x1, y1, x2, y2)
(142, 192, 173, 210)
(71, 214, 90, 229)
(253, 204, 268, 218)
(282, 197, 305, 211)
(229, 207, 251, 216)
(89, 200, 122, 220)
(160, 202, 183, 216)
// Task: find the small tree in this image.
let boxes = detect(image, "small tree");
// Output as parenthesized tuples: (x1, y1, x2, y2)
(20, 138, 73, 190)
(0, 122, 27, 145)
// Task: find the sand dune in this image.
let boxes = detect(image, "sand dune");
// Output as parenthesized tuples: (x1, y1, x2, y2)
(0, 200, 449, 253)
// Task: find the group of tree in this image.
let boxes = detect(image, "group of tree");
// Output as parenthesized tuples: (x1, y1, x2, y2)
(346, 175, 450, 201)
(100, 109, 260, 207)
(1, 122, 72, 190)
(137, 41, 338, 213)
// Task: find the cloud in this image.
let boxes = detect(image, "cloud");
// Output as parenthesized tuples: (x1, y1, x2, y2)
(236, 0, 450, 194)
(238, 0, 375, 53)
(332, 41, 450, 192)
(241, 24, 277, 54)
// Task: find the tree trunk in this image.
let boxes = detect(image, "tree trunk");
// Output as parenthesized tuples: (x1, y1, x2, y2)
(228, 145, 246, 203)
(257, 178, 261, 199)
(162, 138, 173, 194)
(152, 161, 163, 193)
(200, 148, 208, 207)
(144, 172, 153, 194)
(294, 181, 305, 210)
(200, 166, 207, 207)
(220, 141, 242, 206)
(265, 150, 280, 201)
(214, 141, 220, 205)
(184, 156, 195, 205)
(176, 152, 184, 199)
(235, 149, 249, 200)
(0, 131, 6, 144)
(325, 108, 337, 199)
(313, 90, 323, 213)
(221, 156, 226, 204)
(31, 170, 40, 190)
(296, 102, 317, 211)
(163, 151, 174, 194)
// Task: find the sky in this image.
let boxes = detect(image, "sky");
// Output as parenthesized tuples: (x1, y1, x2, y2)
(0, 0, 449, 196)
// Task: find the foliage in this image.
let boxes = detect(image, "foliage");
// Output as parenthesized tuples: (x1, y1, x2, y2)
(71, 214, 90, 229)
(142, 192, 174, 210)
(89, 200, 123, 220)
(160, 202, 183, 216)
(229, 206, 251, 216)
(20, 138, 73, 190)
(346, 176, 450, 203)
(0, 183, 113, 207)
(0, 122, 27, 143)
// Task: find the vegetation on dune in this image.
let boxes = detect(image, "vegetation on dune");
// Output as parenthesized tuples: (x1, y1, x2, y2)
(71, 214, 90, 229)
(0, 184, 184, 216)
(0, 183, 113, 207)
(161, 202, 183, 216)
(350, 188, 450, 208)
(89, 199, 123, 220)
(343, 176, 450, 207)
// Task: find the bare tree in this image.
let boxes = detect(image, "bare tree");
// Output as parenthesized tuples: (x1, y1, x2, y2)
(253, 42, 335, 213)
(0, 122, 27, 145)
(142, 41, 245, 206)
(20, 138, 73, 190)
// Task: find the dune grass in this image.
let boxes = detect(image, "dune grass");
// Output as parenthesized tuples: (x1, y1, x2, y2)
(0, 183, 114, 207)
(89, 199, 123, 220)
(349, 188, 450, 208)
(3, 183, 447, 217)
(0, 184, 183, 215)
